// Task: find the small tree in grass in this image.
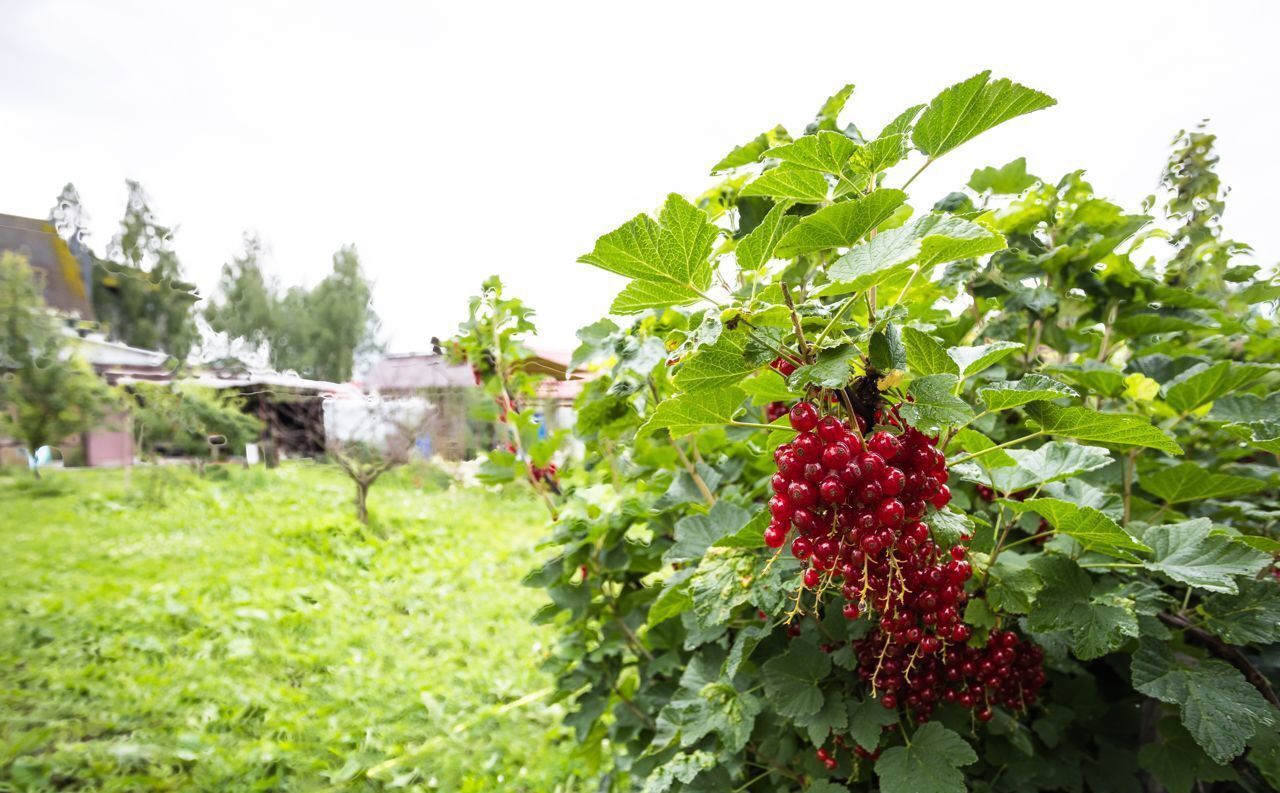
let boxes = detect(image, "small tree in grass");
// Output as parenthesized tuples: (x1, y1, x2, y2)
(0, 252, 114, 476)
(326, 395, 435, 525)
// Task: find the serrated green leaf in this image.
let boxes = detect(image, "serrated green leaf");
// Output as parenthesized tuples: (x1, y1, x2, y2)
(795, 690, 848, 745)
(1141, 463, 1267, 504)
(735, 201, 796, 270)
(1045, 361, 1128, 398)
(1139, 715, 1238, 793)
(947, 341, 1024, 377)
(1209, 391, 1280, 424)
(808, 84, 855, 133)
(712, 125, 790, 173)
(869, 323, 906, 374)
(674, 333, 754, 393)
(762, 640, 831, 718)
(639, 388, 745, 437)
(665, 501, 753, 564)
(902, 326, 959, 376)
(926, 507, 973, 549)
(955, 442, 1111, 494)
(912, 71, 1056, 158)
(764, 130, 858, 174)
(689, 552, 757, 628)
(850, 133, 909, 174)
(740, 373, 800, 404)
(642, 750, 717, 793)
(1163, 361, 1276, 414)
(986, 551, 1043, 613)
(789, 344, 860, 390)
(847, 695, 898, 750)
(1027, 555, 1139, 659)
(900, 373, 974, 433)
(1202, 579, 1280, 645)
(823, 213, 1005, 296)
(1008, 497, 1150, 561)
(712, 509, 769, 550)
(740, 166, 830, 203)
(875, 722, 977, 793)
(1131, 637, 1277, 763)
(581, 194, 719, 313)
(1026, 403, 1182, 455)
(968, 157, 1038, 194)
(773, 189, 906, 257)
(649, 569, 695, 627)
(978, 374, 1077, 410)
(1142, 519, 1271, 594)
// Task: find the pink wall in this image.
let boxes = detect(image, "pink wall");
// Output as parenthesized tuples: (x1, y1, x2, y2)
(85, 429, 132, 467)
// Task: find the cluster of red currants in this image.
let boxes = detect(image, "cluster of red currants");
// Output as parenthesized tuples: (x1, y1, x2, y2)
(762, 398, 1046, 726)
(530, 462, 558, 484)
(853, 627, 1046, 723)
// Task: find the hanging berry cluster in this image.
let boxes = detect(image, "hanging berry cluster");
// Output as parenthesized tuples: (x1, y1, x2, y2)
(761, 396, 1045, 728)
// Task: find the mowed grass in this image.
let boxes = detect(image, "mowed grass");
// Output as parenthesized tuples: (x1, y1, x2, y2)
(0, 463, 580, 792)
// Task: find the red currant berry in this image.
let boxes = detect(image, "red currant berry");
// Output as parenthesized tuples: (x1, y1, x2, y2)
(789, 401, 821, 432)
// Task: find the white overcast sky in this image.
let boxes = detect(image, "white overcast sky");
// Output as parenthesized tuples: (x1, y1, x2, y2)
(4, 1, 1277, 357)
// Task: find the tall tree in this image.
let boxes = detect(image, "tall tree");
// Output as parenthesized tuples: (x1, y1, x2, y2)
(205, 242, 381, 382)
(93, 180, 199, 360)
(48, 183, 91, 247)
(203, 232, 278, 348)
(0, 252, 113, 475)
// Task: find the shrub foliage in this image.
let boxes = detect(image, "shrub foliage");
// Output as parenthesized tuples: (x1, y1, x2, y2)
(482, 74, 1279, 792)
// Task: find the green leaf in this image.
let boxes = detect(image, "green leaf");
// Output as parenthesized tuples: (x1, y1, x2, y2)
(823, 213, 1004, 295)
(639, 388, 745, 437)
(673, 333, 754, 393)
(900, 374, 974, 434)
(902, 327, 959, 376)
(978, 374, 1077, 411)
(795, 690, 848, 744)
(986, 551, 1042, 614)
(762, 640, 831, 718)
(1008, 498, 1150, 561)
(1026, 403, 1182, 455)
(968, 157, 1038, 194)
(1131, 637, 1277, 763)
(789, 344, 860, 390)
(1141, 463, 1267, 504)
(689, 552, 758, 628)
(926, 507, 974, 549)
(912, 71, 1056, 158)
(1209, 391, 1280, 423)
(712, 509, 769, 550)
(580, 194, 719, 313)
(850, 133, 909, 174)
(954, 441, 1112, 494)
(1163, 361, 1276, 414)
(740, 166, 830, 203)
(875, 722, 977, 793)
(1142, 519, 1271, 594)
(947, 341, 1024, 377)
(764, 131, 857, 174)
(712, 125, 790, 173)
(1027, 556, 1139, 660)
(808, 84, 855, 133)
(735, 201, 796, 271)
(740, 373, 800, 404)
(773, 189, 907, 257)
(1202, 579, 1280, 645)
(1139, 716, 1238, 793)
(642, 750, 717, 793)
(869, 324, 906, 374)
(649, 570, 695, 627)
(847, 695, 898, 750)
(665, 501, 753, 564)
(1046, 361, 1128, 398)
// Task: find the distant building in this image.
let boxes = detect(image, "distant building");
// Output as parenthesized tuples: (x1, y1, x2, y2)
(0, 214, 94, 320)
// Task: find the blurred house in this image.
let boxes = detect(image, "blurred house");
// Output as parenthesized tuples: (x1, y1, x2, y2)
(358, 353, 478, 459)
(0, 213, 94, 320)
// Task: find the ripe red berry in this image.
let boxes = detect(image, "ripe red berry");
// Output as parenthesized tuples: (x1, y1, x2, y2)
(789, 401, 821, 432)
(816, 415, 845, 443)
(769, 494, 792, 520)
(819, 477, 847, 504)
(764, 523, 788, 548)
(822, 442, 852, 469)
(791, 536, 813, 560)
(787, 480, 818, 508)
(930, 484, 952, 509)
(803, 567, 822, 588)
(793, 432, 823, 461)
(770, 356, 797, 376)
(843, 602, 860, 620)
(875, 498, 905, 527)
(868, 431, 902, 460)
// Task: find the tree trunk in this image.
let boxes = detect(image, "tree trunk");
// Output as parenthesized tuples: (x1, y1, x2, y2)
(355, 479, 369, 524)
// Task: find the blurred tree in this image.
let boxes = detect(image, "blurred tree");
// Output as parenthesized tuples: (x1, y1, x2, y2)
(203, 232, 278, 349)
(0, 252, 114, 476)
(1160, 124, 1251, 289)
(123, 381, 261, 460)
(206, 242, 381, 382)
(93, 180, 199, 360)
(48, 182, 91, 247)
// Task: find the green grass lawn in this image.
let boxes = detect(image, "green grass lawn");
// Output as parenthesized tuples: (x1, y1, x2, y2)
(0, 463, 580, 792)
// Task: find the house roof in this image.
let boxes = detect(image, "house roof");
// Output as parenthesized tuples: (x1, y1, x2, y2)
(0, 214, 94, 319)
(364, 353, 477, 392)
